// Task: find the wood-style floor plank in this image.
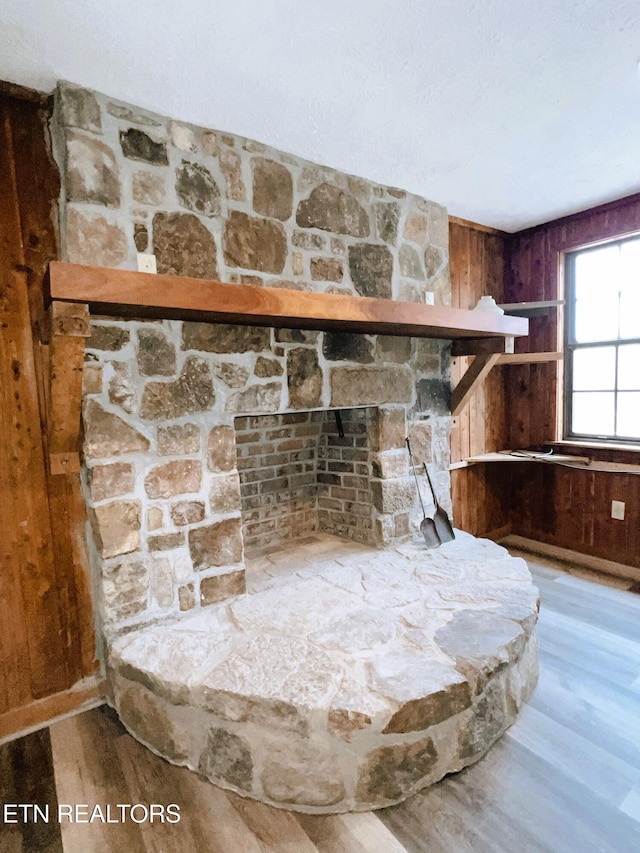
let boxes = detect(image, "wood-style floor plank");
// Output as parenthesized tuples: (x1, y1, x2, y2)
(4, 547, 640, 851)
(0, 727, 63, 853)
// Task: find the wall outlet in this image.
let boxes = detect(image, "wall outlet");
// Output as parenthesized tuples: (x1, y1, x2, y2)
(137, 252, 157, 274)
(611, 500, 625, 520)
(425, 291, 435, 305)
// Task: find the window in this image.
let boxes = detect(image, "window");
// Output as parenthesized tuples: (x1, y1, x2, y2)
(565, 236, 640, 444)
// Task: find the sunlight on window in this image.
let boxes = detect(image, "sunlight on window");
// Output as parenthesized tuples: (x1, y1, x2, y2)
(567, 236, 640, 443)
(572, 346, 615, 391)
(617, 344, 640, 390)
(571, 392, 615, 436)
(616, 392, 640, 438)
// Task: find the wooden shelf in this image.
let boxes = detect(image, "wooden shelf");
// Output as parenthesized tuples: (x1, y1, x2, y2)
(45, 262, 528, 341)
(498, 300, 563, 318)
(497, 351, 563, 365)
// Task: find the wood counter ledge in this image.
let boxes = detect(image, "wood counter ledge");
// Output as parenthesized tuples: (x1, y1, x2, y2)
(45, 262, 528, 341)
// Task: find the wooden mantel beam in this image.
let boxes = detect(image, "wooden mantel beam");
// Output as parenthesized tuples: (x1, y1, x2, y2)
(45, 262, 528, 342)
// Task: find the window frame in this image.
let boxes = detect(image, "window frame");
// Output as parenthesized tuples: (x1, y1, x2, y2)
(563, 235, 640, 446)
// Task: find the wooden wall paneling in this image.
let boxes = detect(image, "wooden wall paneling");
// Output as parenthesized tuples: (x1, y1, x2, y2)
(448, 220, 511, 536)
(0, 92, 98, 734)
(504, 192, 640, 567)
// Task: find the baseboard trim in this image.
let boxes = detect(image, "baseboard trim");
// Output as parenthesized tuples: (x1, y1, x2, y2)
(500, 535, 640, 583)
(0, 675, 106, 744)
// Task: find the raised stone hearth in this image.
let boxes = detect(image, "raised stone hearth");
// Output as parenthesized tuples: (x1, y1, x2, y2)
(107, 531, 539, 813)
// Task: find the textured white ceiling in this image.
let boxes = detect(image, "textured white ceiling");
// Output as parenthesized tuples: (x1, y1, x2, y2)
(2, 0, 640, 231)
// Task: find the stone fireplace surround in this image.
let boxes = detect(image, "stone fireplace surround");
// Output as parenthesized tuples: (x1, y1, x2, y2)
(50, 82, 539, 812)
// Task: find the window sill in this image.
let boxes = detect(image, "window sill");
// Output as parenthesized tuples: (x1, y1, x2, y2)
(549, 440, 640, 460)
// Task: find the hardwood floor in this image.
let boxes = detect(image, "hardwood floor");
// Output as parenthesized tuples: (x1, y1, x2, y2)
(1, 549, 639, 852)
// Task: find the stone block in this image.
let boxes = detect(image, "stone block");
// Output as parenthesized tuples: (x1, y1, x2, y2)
(58, 82, 101, 132)
(435, 610, 526, 693)
(214, 362, 250, 388)
(287, 348, 322, 409)
(119, 128, 168, 164)
(83, 400, 150, 459)
(147, 506, 163, 531)
(296, 183, 370, 237)
(200, 570, 246, 605)
(458, 672, 511, 761)
(189, 517, 243, 569)
(220, 148, 246, 200)
(371, 406, 406, 452)
(404, 212, 428, 244)
(157, 423, 201, 456)
(65, 130, 120, 206)
(371, 450, 407, 479)
(375, 335, 412, 364)
(407, 420, 432, 464)
(89, 462, 135, 501)
(223, 210, 287, 274)
(254, 357, 283, 378)
(140, 357, 214, 420)
(170, 122, 197, 152)
(416, 378, 450, 415)
(153, 212, 218, 279)
(132, 171, 166, 206)
(133, 222, 148, 252)
(199, 727, 253, 790)
(323, 331, 373, 363)
(171, 501, 205, 526)
(251, 158, 293, 221)
(65, 209, 127, 267)
(374, 202, 400, 245)
(82, 364, 103, 394)
(102, 559, 148, 621)
(356, 736, 438, 803)
(178, 583, 196, 611)
(175, 160, 221, 218)
(310, 257, 343, 281)
(424, 244, 446, 278)
(226, 382, 282, 415)
(348, 244, 393, 298)
(182, 322, 270, 353)
(292, 230, 325, 250)
(210, 472, 242, 514)
(92, 500, 141, 558)
(149, 557, 174, 607)
(399, 244, 425, 280)
(274, 328, 319, 344)
(330, 367, 413, 408)
(144, 460, 202, 499)
(148, 532, 185, 551)
(137, 328, 176, 376)
(371, 478, 415, 514)
(260, 739, 346, 808)
(108, 361, 135, 413)
(117, 682, 189, 761)
(207, 425, 237, 472)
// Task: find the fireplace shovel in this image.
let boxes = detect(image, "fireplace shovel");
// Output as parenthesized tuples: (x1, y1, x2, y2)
(405, 438, 441, 548)
(423, 462, 455, 543)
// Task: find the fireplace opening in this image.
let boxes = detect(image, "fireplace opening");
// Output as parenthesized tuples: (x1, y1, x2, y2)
(235, 407, 377, 556)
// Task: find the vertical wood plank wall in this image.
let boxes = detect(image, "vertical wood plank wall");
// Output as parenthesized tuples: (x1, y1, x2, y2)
(0, 90, 98, 739)
(504, 194, 640, 568)
(448, 219, 512, 537)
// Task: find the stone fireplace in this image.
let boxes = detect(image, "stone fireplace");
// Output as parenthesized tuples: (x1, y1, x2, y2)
(52, 81, 453, 639)
(50, 82, 538, 813)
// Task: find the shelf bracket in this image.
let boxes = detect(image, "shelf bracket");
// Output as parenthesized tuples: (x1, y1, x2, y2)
(451, 353, 501, 416)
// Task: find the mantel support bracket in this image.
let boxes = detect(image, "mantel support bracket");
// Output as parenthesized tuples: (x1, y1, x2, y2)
(47, 301, 90, 476)
(450, 336, 514, 416)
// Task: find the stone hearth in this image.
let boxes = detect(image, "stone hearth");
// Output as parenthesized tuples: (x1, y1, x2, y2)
(107, 531, 539, 813)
